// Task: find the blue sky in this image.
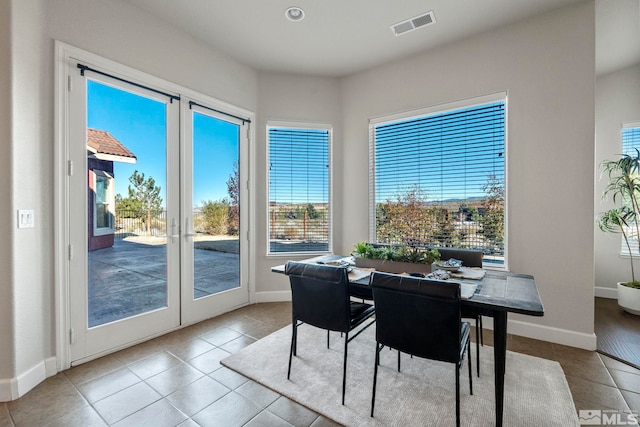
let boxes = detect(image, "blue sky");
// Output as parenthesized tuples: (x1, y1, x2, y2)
(88, 80, 238, 208)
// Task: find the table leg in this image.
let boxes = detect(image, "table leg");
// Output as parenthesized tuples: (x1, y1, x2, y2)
(493, 311, 507, 427)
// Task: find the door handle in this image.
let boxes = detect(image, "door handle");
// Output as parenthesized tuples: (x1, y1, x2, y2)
(184, 218, 197, 237)
(169, 218, 179, 242)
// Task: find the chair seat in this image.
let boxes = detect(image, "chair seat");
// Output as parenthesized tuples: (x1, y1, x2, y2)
(350, 302, 376, 327)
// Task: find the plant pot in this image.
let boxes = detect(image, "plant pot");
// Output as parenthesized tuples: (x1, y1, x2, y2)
(354, 257, 432, 274)
(617, 282, 640, 315)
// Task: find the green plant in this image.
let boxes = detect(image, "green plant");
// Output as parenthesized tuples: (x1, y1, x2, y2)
(597, 149, 640, 287)
(352, 242, 440, 265)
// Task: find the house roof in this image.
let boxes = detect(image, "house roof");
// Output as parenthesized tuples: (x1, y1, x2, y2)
(87, 129, 137, 163)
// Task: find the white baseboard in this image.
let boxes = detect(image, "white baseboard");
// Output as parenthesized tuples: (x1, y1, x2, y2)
(595, 286, 618, 299)
(255, 290, 291, 303)
(507, 319, 597, 350)
(0, 357, 58, 402)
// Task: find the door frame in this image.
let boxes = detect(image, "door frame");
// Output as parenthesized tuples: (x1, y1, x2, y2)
(54, 41, 256, 370)
(180, 102, 251, 325)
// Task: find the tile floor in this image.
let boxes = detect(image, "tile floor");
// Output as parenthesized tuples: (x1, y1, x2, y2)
(1, 302, 640, 426)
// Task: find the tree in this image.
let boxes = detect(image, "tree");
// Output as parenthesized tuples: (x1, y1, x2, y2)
(200, 199, 231, 235)
(226, 161, 240, 235)
(127, 170, 163, 234)
(479, 175, 505, 250)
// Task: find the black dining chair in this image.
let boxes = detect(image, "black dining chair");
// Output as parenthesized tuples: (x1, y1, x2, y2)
(284, 261, 376, 405)
(437, 247, 484, 377)
(369, 272, 472, 427)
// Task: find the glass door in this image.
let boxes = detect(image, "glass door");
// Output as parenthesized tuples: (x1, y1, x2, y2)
(181, 104, 249, 324)
(68, 65, 180, 363)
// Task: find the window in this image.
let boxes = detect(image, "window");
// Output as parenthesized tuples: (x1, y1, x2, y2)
(370, 94, 506, 265)
(621, 123, 640, 256)
(93, 170, 115, 236)
(268, 124, 331, 254)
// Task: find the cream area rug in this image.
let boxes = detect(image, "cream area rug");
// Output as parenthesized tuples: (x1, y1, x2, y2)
(221, 324, 579, 426)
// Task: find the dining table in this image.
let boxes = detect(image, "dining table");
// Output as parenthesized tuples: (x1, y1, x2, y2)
(272, 254, 545, 427)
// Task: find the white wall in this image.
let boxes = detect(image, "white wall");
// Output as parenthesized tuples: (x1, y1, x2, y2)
(0, 0, 15, 385)
(254, 72, 342, 298)
(1, 0, 257, 400)
(595, 63, 640, 296)
(340, 2, 596, 345)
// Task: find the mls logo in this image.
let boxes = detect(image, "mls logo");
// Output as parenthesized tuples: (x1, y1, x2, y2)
(579, 410, 601, 425)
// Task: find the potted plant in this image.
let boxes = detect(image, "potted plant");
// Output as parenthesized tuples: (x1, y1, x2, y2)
(597, 149, 640, 315)
(352, 242, 440, 274)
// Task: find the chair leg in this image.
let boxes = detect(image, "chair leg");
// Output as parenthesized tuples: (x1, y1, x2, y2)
(475, 317, 480, 377)
(288, 322, 296, 379)
(327, 330, 330, 349)
(468, 339, 473, 395)
(397, 350, 401, 372)
(371, 342, 381, 417)
(479, 315, 484, 345)
(342, 332, 348, 405)
(455, 364, 461, 427)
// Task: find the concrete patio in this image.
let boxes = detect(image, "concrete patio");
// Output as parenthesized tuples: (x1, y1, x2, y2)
(88, 238, 239, 327)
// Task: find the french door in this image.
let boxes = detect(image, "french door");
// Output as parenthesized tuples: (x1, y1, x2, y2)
(66, 57, 249, 364)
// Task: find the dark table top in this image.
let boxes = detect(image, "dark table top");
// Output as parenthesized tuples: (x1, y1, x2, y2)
(271, 254, 544, 317)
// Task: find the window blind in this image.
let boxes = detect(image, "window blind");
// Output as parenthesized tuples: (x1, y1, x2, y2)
(372, 101, 505, 264)
(268, 127, 330, 253)
(621, 125, 640, 256)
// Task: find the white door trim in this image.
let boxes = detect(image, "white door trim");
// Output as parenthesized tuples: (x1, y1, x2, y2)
(54, 41, 256, 371)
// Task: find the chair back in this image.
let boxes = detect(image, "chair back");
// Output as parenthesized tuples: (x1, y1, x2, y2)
(285, 261, 351, 332)
(435, 248, 483, 268)
(370, 272, 462, 363)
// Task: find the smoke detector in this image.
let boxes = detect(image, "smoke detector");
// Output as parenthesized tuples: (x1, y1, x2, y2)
(391, 11, 436, 36)
(285, 6, 305, 22)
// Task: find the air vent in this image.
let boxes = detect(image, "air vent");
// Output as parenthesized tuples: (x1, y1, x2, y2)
(391, 11, 436, 36)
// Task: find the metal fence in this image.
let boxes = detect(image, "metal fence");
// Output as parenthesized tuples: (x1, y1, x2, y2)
(115, 209, 167, 239)
(375, 207, 505, 263)
(269, 208, 330, 252)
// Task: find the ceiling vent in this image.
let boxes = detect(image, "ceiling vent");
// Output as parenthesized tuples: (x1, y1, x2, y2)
(391, 11, 436, 36)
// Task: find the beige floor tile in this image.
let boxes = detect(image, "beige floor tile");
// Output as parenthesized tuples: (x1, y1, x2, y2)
(209, 366, 249, 390)
(7, 374, 88, 427)
(191, 391, 261, 427)
(566, 375, 631, 412)
(93, 382, 161, 425)
(609, 368, 640, 394)
(508, 335, 556, 360)
(127, 351, 181, 379)
(621, 390, 640, 414)
(167, 337, 215, 362)
(0, 403, 14, 427)
(43, 405, 107, 427)
(245, 410, 295, 427)
(63, 355, 125, 386)
(236, 380, 280, 408)
(560, 359, 616, 387)
(111, 398, 187, 427)
(310, 415, 343, 427)
(145, 362, 204, 396)
(268, 396, 319, 427)
(602, 354, 640, 375)
(200, 326, 243, 346)
(78, 367, 141, 403)
(187, 347, 231, 374)
(554, 343, 606, 366)
(220, 334, 257, 354)
(166, 376, 230, 417)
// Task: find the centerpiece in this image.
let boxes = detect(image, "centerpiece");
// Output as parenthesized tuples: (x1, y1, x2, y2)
(352, 242, 440, 274)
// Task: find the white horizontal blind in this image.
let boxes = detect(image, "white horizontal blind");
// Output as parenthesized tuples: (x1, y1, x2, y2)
(621, 124, 640, 256)
(268, 126, 331, 254)
(372, 100, 506, 264)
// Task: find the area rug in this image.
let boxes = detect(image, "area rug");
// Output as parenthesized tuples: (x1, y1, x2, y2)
(221, 324, 579, 426)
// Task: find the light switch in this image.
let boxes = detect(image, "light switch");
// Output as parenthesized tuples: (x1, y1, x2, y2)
(18, 210, 34, 228)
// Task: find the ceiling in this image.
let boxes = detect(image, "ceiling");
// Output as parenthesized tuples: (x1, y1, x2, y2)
(123, 0, 639, 77)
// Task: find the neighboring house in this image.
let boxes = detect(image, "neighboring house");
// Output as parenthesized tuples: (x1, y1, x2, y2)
(86, 128, 136, 250)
